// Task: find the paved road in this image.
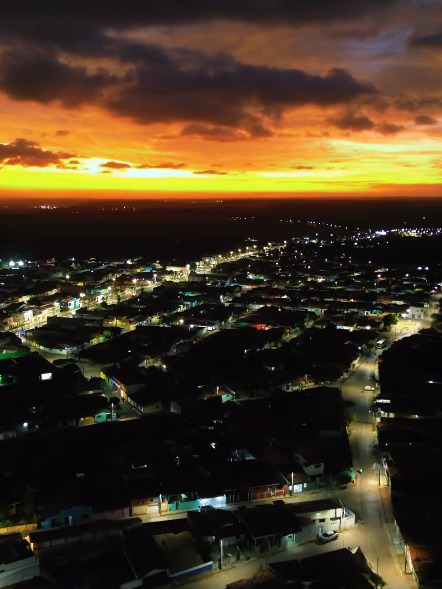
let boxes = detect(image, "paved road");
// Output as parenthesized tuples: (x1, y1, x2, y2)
(30, 346, 103, 380)
(338, 354, 414, 589)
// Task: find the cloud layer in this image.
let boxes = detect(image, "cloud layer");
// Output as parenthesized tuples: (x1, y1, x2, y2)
(0, 138, 75, 167)
(0, 0, 441, 196)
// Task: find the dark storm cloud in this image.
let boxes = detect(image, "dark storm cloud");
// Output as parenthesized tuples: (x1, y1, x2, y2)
(0, 21, 174, 68)
(376, 122, 404, 134)
(0, 50, 115, 107)
(0, 138, 75, 167)
(0, 1, 400, 30)
(330, 110, 406, 134)
(180, 124, 247, 141)
(112, 54, 376, 115)
(0, 21, 114, 58)
(415, 114, 438, 124)
(0, 30, 375, 135)
(106, 49, 376, 131)
(394, 95, 442, 112)
(409, 30, 442, 48)
(100, 161, 131, 169)
(331, 110, 375, 131)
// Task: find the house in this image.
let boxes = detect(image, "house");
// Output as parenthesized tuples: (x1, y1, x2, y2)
(124, 365, 180, 415)
(402, 305, 425, 320)
(187, 508, 247, 557)
(26, 518, 141, 555)
(0, 353, 55, 385)
(40, 505, 93, 530)
(215, 460, 288, 504)
(128, 388, 181, 416)
(0, 533, 39, 587)
(288, 497, 355, 536)
(100, 365, 146, 401)
(235, 503, 310, 554)
(149, 523, 212, 584)
(0, 313, 14, 331)
(59, 296, 81, 311)
(29, 520, 171, 589)
(270, 547, 380, 589)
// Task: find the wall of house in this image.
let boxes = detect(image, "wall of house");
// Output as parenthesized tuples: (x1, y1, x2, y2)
(91, 507, 130, 522)
(199, 496, 226, 509)
(131, 498, 160, 518)
(120, 569, 170, 589)
(140, 401, 162, 414)
(281, 533, 296, 549)
(295, 523, 320, 544)
(341, 510, 356, 530)
(168, 561, 213, 583)
(168, 499, 200, 512)
(252, 534, 281, 554)
(0, 523, 37, 536)
(250, 485, 286, 501)
(0, 558, 39, 588)
(296, 506, 343, 530)
(41, 505, 93, 529)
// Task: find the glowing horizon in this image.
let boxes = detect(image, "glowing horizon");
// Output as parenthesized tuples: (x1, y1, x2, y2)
(1, 2, 441, 199)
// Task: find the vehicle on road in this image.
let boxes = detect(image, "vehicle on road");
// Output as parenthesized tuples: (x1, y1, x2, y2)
(376, 338, 387, 349)
(364, 385, 375, 391)
(317, 530, 338, 544)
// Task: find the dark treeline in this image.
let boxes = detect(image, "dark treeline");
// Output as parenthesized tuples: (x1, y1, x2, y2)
(0, 197, 441, 261)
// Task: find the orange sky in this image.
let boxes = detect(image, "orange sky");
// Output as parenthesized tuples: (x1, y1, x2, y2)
(1, 1, 442, 198)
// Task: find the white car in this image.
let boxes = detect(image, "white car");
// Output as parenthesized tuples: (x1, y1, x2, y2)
(364, 385, 375, 391)
(317, 530, 338, 544)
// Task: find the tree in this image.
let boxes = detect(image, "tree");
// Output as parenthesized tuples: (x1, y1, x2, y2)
(0, 508, 13, 527)
(383, 313, 398, 328)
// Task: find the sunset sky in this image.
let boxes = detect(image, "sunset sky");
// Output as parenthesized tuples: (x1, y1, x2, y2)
(1, 0, 442, 198)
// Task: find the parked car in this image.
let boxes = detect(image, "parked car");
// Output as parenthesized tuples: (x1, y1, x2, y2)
(317, 530, 338, 544)
(364, 385, 375, 391)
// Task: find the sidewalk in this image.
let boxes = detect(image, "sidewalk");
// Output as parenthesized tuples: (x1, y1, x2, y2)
(379, 486, 417, 589)
(379, 485, 395, 525)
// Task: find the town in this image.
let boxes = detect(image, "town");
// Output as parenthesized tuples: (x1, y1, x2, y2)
(0, 223, 440, 589)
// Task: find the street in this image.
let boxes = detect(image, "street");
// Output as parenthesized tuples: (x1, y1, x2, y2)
(177, 320, 425, 589)
(338, 353, 414, 589)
